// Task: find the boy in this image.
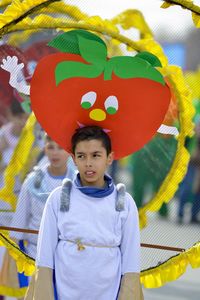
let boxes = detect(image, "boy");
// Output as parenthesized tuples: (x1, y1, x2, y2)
(26, 126, 143, 300)
(10, 134, 76, 259)
(0, 99, 29, 199)
(0, 97, 28, 202)
(0, 100, 28, 299)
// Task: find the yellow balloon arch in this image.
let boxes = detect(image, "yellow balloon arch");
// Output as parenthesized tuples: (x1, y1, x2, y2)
(0, 0, 198, 296)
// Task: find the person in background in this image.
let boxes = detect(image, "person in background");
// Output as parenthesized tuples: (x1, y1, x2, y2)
(0, 134, 77, 300)
(177, 122, 200, 224)
(0, 99, 28, 300)
(10, 134, 77, 259)
(0, 99, 29, 194)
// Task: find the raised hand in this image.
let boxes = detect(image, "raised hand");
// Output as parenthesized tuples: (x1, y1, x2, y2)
(1, 56, 24, 74)
(1, 55, 30, 95)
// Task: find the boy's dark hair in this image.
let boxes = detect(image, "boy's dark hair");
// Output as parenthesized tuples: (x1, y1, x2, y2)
(10, 99, 25, 116)
(44, 133, 52, 143)
(71, 126, 112, 155)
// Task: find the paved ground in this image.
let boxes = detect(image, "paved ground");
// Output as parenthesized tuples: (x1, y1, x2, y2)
(141, 200, 200, 300)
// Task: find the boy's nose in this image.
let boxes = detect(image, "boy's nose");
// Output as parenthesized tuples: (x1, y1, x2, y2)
(85, 158, 92, 167)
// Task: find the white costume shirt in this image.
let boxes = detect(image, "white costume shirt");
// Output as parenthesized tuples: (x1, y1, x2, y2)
(36, 183, 141, 300)
(10, 162, 76, 258)
(0, 122, 19, 167)
(0, 122, 21, 219)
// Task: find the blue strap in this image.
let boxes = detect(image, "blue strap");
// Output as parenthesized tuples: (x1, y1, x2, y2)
(53, 269, 58, 300)
(17, 240, 29, 288)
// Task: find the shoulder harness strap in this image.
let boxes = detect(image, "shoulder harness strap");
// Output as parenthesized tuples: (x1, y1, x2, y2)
(115, 183, 126, 212)
(60, 180, 125, 212)
(33, 166, 44, 189)
(60, 178, 72, 212)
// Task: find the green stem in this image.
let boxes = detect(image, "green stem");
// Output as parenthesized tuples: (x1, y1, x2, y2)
(103, 60, 113, 80)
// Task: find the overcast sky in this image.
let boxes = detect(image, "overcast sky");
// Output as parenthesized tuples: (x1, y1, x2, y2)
(69, 0, 198, 39)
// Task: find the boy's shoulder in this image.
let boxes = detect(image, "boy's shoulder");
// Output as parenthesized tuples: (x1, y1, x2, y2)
(114, 182, 137, 209)
(46, 178, 75, 201)
(0, 122, 13, 141)
(22, 164, 50, 193)
(0, 122, 12, 134)
(44, 185, 63, 211)
(124, 191, 138, 214)
(48, 185, 63, 198)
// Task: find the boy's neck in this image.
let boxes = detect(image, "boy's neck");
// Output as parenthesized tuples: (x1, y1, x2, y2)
(11, 124, 21, 137)
(48, 165, 67, 177)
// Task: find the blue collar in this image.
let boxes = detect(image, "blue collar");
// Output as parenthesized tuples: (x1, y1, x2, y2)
(47, 170, 67, 180)
(74, 173, 114, 198)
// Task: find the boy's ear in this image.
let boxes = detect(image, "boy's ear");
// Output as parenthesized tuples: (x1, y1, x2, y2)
(43, 144, 47, 154)
(108, 151, 114, 165)
(71, 153, 76, 165)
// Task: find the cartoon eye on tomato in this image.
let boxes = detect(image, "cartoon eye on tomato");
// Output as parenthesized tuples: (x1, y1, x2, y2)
(30, 29, 171, 159)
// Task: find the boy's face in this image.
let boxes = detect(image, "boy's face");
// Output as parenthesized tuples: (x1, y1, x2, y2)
(44, 140, 69, 169)
(73, 139, 113, 187)
(11, 113, 29, 134)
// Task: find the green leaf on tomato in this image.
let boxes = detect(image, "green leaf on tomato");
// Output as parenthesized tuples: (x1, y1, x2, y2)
(104, 56, 165, 84)
(48, 29, 106, 55)
(135, 51, 162, 67)
(55, 34, 107, 85)
(53, 29, 165, 86)
(78, 35, 107, 66)
(55, 61, 102, 86)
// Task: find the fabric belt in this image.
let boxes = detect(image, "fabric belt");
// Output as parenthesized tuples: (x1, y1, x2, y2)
(66, 239, 118, 251)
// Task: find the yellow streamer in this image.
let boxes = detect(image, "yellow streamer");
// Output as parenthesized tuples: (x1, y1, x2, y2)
(0, 232, 200, 291)
(141, 242, 200, 288)
(0, 113, 36, 210)
(0, 0, 11, 9)
(184, 69, 200, 99)
(0, 0, 193, 231)
(111, 9, 153, 39)
(0, 233, 35, 275)
(7, 2, 88, 45)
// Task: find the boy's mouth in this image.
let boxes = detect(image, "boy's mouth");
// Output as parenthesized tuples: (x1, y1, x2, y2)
(85, 171, 95, 176)
(52, 158, 60, 163)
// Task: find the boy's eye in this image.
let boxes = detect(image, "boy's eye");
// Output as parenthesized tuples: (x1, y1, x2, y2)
(81, 91, 97, 109)
(93, 153, 101, 158)
(104, 95, 118, 114)
(47, 145, 54, 150)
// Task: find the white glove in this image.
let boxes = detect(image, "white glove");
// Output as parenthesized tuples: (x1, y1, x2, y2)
(1, 55, 24, 74)
(1, 55, 30, 95)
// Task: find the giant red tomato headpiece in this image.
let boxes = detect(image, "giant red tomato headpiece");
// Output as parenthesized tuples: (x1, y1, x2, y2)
(30, 30, 171, 159)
